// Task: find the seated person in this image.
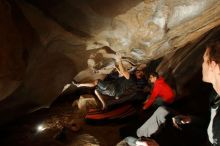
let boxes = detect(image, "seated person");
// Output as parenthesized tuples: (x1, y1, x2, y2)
(73, 55, 148, 109)
(143, 71, 175, 110)
(118, 105, 209, 146)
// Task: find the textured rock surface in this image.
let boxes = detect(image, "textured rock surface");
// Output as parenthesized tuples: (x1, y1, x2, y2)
(0, 0, 33, 100)
(26, 0, 220, 60)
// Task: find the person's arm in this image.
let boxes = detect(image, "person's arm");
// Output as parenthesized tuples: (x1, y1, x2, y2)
(116, 60, 130, 79)
(115, 54, 130, 79)
(143, 85, 159, 110)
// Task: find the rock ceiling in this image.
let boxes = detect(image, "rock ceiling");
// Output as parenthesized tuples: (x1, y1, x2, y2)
(0, 0, 220, 124)
(25, 0, 220, 59)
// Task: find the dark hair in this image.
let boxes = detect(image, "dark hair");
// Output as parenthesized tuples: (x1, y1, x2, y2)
(149, 71, 159, 78)
(206, 40, 220, 65)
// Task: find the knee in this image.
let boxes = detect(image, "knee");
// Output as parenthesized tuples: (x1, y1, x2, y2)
(94, 80, 98, 85)
(154, 106, 169, 120)
(136, 128, 141, 137)
(94, 89, 99, 95)
(155, 106, 168, 114)
(155, 106, 170, 121)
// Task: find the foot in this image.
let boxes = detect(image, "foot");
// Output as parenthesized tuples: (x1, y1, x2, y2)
(72, 80, 80, 87)
(62, 84, 71, 92)
(115, 96, 119, 100)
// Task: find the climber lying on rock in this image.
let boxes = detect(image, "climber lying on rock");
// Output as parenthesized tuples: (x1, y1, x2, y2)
(72, 54, 149, 110)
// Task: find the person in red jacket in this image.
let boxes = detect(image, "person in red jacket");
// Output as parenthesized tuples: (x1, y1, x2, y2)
(143, 71, 175, 110)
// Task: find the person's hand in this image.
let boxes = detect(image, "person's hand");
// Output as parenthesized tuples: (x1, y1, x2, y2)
(142, 100, 148, 110)
(136, 139, 159, 146)
(172, 115, 191, 130)
(142, 106, 147, 110)
(137, 64, 147, 70)
(143, 99, 148, 104)
(115, 52, 122, 62)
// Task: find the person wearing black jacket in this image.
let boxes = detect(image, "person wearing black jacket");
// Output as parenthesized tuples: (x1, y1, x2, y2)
(202, 40, 220, 146)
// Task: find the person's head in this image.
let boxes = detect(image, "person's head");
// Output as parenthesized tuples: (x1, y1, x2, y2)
(135, 69, 144, 79)
(202, 40, 220, 95)
(149, 71, 159, 84)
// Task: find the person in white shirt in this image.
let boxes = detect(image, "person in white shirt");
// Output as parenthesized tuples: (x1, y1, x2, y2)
(202, 40, 220, 146)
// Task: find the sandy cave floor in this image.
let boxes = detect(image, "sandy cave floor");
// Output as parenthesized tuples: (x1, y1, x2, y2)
(0, 95, 139, 146)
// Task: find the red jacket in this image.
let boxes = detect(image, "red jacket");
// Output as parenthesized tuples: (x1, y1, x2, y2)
(143, 77, 174, 110)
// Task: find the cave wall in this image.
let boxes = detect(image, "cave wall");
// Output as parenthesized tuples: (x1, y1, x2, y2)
(0, 0, 91, 125)
(0, 0, 34, 100)
(157, 26, 220, 97)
